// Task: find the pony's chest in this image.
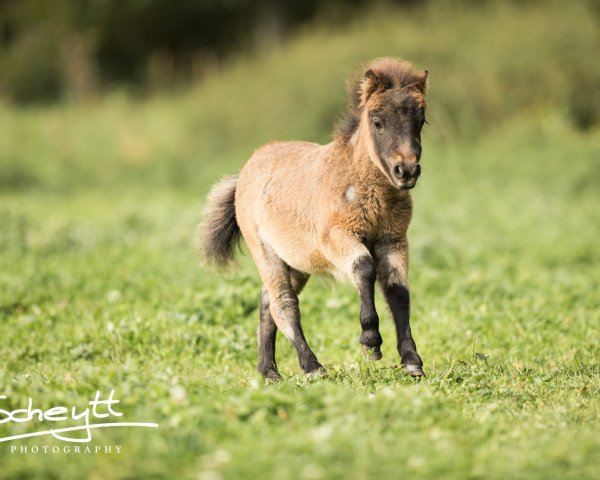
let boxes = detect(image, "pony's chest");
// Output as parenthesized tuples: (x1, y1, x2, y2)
(343, 188, 412, 238)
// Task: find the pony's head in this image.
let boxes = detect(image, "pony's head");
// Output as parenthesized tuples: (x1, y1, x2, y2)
(339, 58, 429, 189)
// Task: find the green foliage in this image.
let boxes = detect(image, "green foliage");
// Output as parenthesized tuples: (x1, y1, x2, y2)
(0, 1, 599, 478)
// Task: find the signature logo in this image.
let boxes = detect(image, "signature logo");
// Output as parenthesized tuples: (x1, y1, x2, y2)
(0, 390, 158, 443)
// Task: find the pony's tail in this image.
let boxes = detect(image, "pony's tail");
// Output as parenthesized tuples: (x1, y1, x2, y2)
(197, 175, 241, 268)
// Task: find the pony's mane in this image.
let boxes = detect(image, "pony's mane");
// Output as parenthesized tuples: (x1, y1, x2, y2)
(334, 57, 424, 142)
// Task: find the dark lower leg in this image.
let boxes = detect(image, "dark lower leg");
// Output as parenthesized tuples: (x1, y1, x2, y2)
(384, 284, 423, 375)
(292, 337, 323, 374)
(257, 287, 281, 380)
(353, 256, 383, 360)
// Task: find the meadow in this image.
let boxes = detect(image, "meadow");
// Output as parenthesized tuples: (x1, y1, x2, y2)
(0, 1, 599, 478)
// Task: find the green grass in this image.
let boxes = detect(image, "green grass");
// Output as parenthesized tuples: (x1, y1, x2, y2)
(1, 1, 599, 478)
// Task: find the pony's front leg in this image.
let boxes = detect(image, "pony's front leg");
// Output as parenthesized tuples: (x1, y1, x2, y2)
(320, 228, 383, 361)
(373, 240, 424, 376)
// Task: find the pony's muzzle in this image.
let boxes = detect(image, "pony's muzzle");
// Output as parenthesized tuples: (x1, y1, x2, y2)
(393, 162, 421, 187)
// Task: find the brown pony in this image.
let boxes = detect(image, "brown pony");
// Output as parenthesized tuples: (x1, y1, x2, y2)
(199, 57, 429, 380)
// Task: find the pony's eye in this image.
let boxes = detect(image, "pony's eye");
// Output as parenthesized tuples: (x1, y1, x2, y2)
(373, 120, 383, 130)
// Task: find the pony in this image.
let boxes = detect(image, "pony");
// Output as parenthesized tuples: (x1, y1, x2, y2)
(199, 57, 429, 380)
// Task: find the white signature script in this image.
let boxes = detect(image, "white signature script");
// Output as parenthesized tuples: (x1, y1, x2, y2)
(0, 390, 158, 443)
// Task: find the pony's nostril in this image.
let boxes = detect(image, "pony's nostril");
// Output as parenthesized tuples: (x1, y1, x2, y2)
(393, 164, 403, 178)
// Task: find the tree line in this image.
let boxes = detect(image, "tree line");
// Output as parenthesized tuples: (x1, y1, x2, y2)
(0, 0, 412, 103)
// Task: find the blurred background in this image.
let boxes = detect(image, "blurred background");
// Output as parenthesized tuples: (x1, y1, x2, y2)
(0, 0, 598, 193)
(0, 0, 382, 103)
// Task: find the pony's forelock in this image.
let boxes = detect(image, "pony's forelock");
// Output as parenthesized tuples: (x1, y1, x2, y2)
(334, 57, 427, 142)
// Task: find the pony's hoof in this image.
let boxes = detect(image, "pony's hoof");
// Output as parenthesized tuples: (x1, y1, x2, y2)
(261, 370, 282, 381)
(362, 345, 383, 361)
(403, 364, 425, 377)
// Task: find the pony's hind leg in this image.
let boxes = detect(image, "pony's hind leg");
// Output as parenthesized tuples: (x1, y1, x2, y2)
(253, 241, 322, 377)
(258, 286, 280, 380)
(257, 270, 310, 380)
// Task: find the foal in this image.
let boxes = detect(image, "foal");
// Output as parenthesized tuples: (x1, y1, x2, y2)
(199, 57, 429, 380)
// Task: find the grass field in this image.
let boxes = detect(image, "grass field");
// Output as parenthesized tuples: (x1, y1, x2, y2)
(1, 1, 599, 479)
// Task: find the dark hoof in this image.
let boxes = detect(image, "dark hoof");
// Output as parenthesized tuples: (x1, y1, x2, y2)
(362, 345, 383, 361)
(260, 369, 282, 381)
(403, 364, 425, 377)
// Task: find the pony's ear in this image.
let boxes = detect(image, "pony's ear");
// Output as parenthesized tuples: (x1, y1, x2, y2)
(413, 70, 429, 95)
(361, 69, 392, 104)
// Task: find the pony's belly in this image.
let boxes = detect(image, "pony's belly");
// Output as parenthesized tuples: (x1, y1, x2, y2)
(258, 225, 332, 275)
